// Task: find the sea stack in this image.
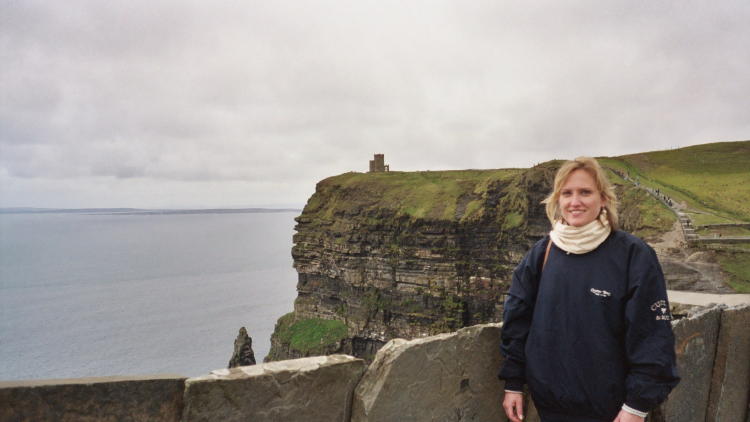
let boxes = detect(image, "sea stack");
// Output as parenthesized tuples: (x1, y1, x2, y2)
(228, 327, 256, 368)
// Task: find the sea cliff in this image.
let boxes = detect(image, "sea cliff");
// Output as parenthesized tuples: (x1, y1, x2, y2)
(266, 161, 674, 361)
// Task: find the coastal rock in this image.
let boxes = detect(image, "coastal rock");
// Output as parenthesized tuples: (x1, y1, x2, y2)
(351, 323, 505, 422)
(707, 304, 750, 422)
(268, 165, 558, 361)
(0, 375, 185, 422)
(182, 355, 366, 422)
(669, 302, 706, 319)
(651, 305, 722, 422)
(264, 314, 351, 362)
(228, 327, 256, 368)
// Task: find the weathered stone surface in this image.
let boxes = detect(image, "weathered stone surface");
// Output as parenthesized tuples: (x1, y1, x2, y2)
(182, 355, 366, 422)
(651, 305, 722, 422)
(351, 323, 505, 422)
(0, 375, 185, 422)
(228, 326, 256, 368)
(707, 304, 750, 422)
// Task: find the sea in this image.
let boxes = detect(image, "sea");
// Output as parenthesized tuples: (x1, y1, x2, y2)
(0, 210, 299, 381)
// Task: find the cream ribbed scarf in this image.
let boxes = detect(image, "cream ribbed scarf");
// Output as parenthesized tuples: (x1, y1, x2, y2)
(549, 213, 612, 254)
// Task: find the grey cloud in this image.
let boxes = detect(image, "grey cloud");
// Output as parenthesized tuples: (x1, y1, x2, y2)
(1, 0, 748, 207)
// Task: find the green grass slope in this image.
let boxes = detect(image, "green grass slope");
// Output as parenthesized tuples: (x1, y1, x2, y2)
(305, 169, 524, 222)
(603, 140, 750, 224)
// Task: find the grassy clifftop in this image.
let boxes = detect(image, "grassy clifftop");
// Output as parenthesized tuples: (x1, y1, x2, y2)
(302, 161, 677, 242)
(304, 168, 526, 222)
(304, 141, 748, 232)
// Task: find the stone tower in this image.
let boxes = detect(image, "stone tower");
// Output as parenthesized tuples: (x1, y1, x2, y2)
(369, 154, 390, 172)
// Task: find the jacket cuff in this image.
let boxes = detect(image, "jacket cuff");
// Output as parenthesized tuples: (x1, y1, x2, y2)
(622, 404, 648, 418)
(503, 378, 525, 391)
(624, 399, 650, 416)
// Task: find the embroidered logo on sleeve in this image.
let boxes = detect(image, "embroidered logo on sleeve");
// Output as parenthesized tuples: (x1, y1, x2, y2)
(590, 288, 611, 297)
(650, 299, 672, 321)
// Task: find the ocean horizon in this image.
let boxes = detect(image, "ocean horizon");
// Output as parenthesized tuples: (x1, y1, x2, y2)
(0, 210, 300, 381)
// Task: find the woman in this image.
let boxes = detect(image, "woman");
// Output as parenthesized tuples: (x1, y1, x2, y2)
(498, 157, 679, 422)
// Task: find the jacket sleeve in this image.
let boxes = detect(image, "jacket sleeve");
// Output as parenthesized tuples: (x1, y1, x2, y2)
(623, 243, 680, 413)
(498, 241, 543, 391)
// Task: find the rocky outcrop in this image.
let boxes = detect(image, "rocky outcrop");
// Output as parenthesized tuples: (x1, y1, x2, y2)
(228, 327, 256, 368)
(268, 165, 558, 361)
(182, 355, 366, 422)
(265, 314, 350, 362)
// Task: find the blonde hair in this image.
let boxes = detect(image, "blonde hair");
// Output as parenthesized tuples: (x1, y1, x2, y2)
(542, 157, 619, 229)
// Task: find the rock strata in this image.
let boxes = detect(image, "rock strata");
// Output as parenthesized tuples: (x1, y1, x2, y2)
(269, 166, 558, 361)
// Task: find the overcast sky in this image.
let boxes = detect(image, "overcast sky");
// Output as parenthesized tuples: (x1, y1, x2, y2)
(1, 1, 748, 209)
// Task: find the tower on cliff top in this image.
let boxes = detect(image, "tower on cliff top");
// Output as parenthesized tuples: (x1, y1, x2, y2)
(369, 154, 390, 173)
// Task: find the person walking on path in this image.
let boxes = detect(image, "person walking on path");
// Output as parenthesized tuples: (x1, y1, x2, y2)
(499, 157, 680, 422)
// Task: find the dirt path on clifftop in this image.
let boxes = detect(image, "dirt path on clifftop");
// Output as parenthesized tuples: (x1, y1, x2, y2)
(651, 221, 686, 254)
(652, 220, 735, 293)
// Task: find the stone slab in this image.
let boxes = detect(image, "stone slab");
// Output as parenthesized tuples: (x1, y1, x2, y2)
(351, 323, 505, 422)
(651, 306, 722, 422)
(707, 304, 750, 422)
(0, 375, 186, 422)
(182, 354, 366, 422)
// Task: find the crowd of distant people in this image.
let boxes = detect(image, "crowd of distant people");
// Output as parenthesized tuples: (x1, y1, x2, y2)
(612, 170, 674, 208)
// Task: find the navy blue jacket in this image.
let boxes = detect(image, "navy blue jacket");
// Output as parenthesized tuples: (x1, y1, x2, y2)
(499, 231, 680, 421)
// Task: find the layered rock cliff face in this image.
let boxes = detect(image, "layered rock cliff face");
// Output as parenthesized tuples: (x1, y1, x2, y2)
(267, 163, 673, 361)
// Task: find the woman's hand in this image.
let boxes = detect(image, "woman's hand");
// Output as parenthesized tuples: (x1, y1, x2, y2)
(502, 391, 524, 422)
(613, 409, 645, 422)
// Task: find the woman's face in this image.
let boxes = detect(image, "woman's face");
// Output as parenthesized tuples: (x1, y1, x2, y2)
(558, 169, 607, 227)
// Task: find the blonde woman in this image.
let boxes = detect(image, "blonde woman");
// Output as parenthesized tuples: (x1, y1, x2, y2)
(498, 157, 679, 422)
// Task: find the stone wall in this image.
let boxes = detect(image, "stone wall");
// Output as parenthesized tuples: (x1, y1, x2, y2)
(182, 355, 365, 422)
(0, 375, 186, 422)
(2, 304, 748, 422)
